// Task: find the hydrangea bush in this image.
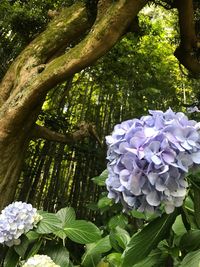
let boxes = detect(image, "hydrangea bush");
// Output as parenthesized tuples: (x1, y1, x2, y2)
(106, 108, 200, 214)
(22, 255, 60, 267)
(0, 201, 42, 246)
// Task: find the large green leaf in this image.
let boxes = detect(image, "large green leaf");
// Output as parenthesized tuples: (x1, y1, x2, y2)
(82, 235, 112, 266)
(36, 212, 62, 234)
(121, 212, 177, 267)
(45, 244, 72, 267)
(64, 220, 101, 244)
(54, 207, 76, 242)
(180, 249, 200, 267)
(56, 207, 76, 227)
(133, 249, 168, 267)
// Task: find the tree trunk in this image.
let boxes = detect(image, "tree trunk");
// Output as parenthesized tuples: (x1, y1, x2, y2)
(0, 133, 29, 209)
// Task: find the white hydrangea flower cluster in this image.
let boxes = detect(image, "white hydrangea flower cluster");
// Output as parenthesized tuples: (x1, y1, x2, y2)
(0, 201, 42, 246)
(22, 255, 60, 267)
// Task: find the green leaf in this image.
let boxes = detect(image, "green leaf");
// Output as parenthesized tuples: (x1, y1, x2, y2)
(180, 230, 200, 251)
(54, 228, 67, 241)
(54, 207, 76, 242)
(45, 244, 71, 267)
(82, 235, 112, 266)
(180, 249, 200, 267)
(172, 215, 187, 236)
(26, 231, 40, 241)
(106, 253, 122, 267)
(56, 207, 76, 227)
(3, 248, 19, 267)
(92, 170, 108, 186)
(133, 249, 168, 267)
(97, 197, 113, 209)
(25, 239, 43, 259)
(131, 210, 146, 219)
(108, 214, 128, 230)
(64, 220, 101, 244)
(121, 212, 177, 267)
(14, 235, 30, 258)
(36, 212, 62, 234)
(110, 227, 130, 250)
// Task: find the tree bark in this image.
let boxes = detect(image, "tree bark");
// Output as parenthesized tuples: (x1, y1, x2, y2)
(174, 0, 200, 74)
(0, 0, 148, 210)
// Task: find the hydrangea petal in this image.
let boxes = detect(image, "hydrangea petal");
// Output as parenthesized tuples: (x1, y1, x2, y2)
(146, 191, 160, 206)
(191, 151, 200, 164)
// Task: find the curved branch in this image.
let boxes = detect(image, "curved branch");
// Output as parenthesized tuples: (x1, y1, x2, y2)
(32, 123, 101, 145)
(0, 0, 148, 132)
(174, 0, 200, 74)
(0, 2, 90, 106)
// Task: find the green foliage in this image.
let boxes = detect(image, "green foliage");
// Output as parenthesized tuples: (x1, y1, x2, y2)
(45, 245, 71, 267)
(179, 250, 200, 267)
(180, 230, 200, 252)
(81, 235, 111, 267)
(63, 220, 101, 244)
(92, 170, 108, 186)
(121, 212, 177, 267)
(3, 248, 19, 267)
(108, 215, 128, 230)
(36, 212, 62, 234)
(110, 227, 130, 251)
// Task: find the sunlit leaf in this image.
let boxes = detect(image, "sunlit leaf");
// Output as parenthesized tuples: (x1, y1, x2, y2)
(64, 220, 101, 244)
(106, 253, 122, 267)
(36, 212, 62, 234)
(180, 250, 200, 267)
(56, 207, 76, 227)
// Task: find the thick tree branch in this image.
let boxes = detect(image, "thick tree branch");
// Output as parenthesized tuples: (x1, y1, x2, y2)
(0, 2, 90, 106)
(32, 123, 101, 145)
(174, 0, 200, 74)
(0, 0, 148, 133)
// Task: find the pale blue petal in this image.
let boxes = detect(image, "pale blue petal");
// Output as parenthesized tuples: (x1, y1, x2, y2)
(146, 191, 160, 206)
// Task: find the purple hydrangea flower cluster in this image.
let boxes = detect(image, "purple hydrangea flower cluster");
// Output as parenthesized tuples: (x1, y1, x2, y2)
(0, 201, 42, 246)
(106, 108, 200, 214)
